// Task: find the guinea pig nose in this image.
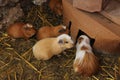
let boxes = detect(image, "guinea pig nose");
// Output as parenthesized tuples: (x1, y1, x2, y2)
(73, 43, 75, 46)
(71, 43, 74, 47)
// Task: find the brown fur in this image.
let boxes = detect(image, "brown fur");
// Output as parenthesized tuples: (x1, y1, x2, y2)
(81, 45, 89, 50)
(7, 22, 36, 39)
(73, 52, 99, 76)
(49, 0, 63, 15)
(78, 37, 84, 44)
(74, 35, 100, 76)
(36, 25, 69, 40)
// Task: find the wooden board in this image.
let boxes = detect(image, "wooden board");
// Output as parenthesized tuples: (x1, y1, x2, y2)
(73, 0, 102, 12)
(62, 0, 120, 54)
(101, 0, 120, 26)
(88, 13, 120, 37)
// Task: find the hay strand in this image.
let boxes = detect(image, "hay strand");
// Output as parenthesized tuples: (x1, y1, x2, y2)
(22, 48, 32, 57)
(63, 56, 74, 67)
(14, 72, 17, 80)
(12, 50, 40, 74)
(92, 76, 99, 80)
(102, 67, 114, 79)
(7, 72, 10, 80)
(36, 9, 53, 26)
(0, 59, 18, 74)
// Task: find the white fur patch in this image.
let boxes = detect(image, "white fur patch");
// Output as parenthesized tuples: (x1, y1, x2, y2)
(75, 35, 92, 61)
(57, 34, 70, 40)
(75, 50, 85, 61)
(57, 34, 73, 44)
(62, 25, 66, 29)
(79, 35, 90, 44)
(26, 23, 33, 28)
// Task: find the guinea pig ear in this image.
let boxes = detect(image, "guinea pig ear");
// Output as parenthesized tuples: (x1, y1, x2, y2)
(58, 39, 64, 44)
(78, 37, 83, 44)
(26, 23, 33, 28)
(58, 29, 66, 33)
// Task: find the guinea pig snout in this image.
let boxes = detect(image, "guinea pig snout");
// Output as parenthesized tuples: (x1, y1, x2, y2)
(27, 29, 36, 37)
(71, 43, 74, 48)
(68, 43, 74, 48)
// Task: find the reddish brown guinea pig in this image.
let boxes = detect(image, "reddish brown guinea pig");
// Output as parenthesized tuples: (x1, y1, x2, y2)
(48, 0, 63, 16)
(7, 22, 36, 39)
(36, 25, 69, 40)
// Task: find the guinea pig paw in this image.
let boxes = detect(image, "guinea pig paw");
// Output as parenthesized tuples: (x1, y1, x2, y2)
(11, 38, 16, 42)
(57, 54, 61, 57)
(63, 51, 70, 57)
(63, 51, 67, 55)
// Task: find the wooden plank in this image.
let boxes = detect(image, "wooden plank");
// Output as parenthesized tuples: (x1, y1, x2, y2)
(62, 0, 120, 54)
(73, 0, 102, 12)
(101, 0, 120, 26)
(88, 13, 120, 37)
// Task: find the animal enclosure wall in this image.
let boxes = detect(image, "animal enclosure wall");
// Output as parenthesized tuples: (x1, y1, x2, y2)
(62, 0, 120, 54)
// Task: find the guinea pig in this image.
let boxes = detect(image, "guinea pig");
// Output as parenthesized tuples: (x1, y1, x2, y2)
(33, 34, 74, 60)
(73, 35, 100, 76)
(7, 22, 36, 39)
(48, 0, 63, 16)
(36, 25, 69, 40)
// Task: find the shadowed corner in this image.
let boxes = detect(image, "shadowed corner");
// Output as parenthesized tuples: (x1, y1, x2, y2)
(68, 21, 72, 30)
(67, 21, 72, 36)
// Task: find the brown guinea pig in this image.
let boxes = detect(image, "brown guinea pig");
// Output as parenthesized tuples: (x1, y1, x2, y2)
(7, 22, 36, 39)
(36, 25, 69, 40)
(73, 35, 100, 76)
(33, 34, 74, 60)
(48, 0, 63, 16)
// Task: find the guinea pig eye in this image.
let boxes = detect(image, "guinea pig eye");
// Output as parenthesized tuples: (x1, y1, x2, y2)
(65, 41, 68, 43)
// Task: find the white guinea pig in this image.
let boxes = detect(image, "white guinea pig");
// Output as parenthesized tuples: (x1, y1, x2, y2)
(73, 35, 100, 76)
(33, 34, 74, 60)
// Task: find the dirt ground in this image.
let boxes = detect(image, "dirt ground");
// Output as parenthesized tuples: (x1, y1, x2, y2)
(0, 1, 120, 80)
